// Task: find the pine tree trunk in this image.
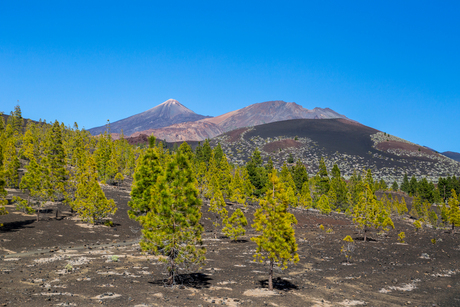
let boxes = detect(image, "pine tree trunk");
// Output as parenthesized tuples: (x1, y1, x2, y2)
(268, 260, 274, 291)
(36, 202, 40, 222)
(168, 257, 175, 286)
(363, 227, 367, 242)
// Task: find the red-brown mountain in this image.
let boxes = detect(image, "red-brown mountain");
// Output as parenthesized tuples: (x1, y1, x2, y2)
(88, 99, 212, 136)
(130, 100, 351, 142)
(442, 151, 460, 162)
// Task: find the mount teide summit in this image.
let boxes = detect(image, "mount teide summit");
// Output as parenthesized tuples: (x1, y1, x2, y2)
(130, 100, 351, 142)
(88, 99, 211, 136)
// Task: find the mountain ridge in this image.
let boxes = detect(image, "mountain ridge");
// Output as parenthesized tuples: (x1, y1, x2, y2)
(87, 99, 212, 136)
(129, 100, 351, 142)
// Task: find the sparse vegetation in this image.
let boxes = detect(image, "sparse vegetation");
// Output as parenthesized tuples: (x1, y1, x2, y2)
(1, 106, 460, 305)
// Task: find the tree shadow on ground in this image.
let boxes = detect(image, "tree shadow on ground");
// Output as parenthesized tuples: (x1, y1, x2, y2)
(37, 209, 53, 214)
(258, 277, 299, 291)
(149, 273, 212, 289)
(353, 236, 377, 242)
(0, 219, 35, 233)
(229, 239, 249, 243)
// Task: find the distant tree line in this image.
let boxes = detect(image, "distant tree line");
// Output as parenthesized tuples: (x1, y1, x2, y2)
(0, 105, 137, 222)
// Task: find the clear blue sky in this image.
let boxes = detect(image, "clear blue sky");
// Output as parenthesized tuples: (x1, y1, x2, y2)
(1, 1, 459, 152)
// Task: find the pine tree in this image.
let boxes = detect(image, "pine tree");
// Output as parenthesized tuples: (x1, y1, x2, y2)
(94, 131, 113, 182)
(251, 169, 299, 291)
(195, 161, 208, 200)
(408, 176, 418, 196)
(391, 181, 399, 192)
(200, 139, 212, 164)
(279, 162, 297, 206)
(7, 105, 24, 137)
(213, 142, 224, 166)
(0, 169, 8, 215)
(352, 183, 394, 242)
(43, 121, 68, 217)
(128, 136, 164, 220)
(290, 160, 309, 193)
(218, 154, 232, 198)
(229, 167, 246, 205)
(446, 190, 460, 234)
(410, 196, 422, 218)
(137, 143, 205, 285)
(265, 157, 274, 172)
(204, 152, 220, 199)
(399, 197, 408, 215)
(20, 126, 38, 160)
(298, 181, 312, 209)
(364, 169, 375, 192)
(329, 164, 347, 210)
(209, 187, 227, 238)
(378, 179, 387, 191)
(348, 170, 364, 207)
(73, 155, 117, 224)
(315, 157, 330, 197)
(327, 185, 337, 210)
(2, 138, 20, 188)
(418, 178, 434, 203)
(246, 149, 268, 198)
(241, 167, 255, 201)
(401, 173, 410, 194)
(316, 194, 331, 215)
(222, 208, 248, 241)
(19, 156, 42, 217)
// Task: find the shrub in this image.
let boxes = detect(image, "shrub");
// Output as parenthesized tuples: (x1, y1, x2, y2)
(413, 220, 422, 232)
(341, 235, 355, 263)
(65, 263, 73, 272)
(398, 232, 405, 243)
(12, 196, 35, 214)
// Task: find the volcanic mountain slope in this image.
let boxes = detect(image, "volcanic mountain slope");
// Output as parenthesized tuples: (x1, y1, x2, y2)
(210, 118, 460, 183)
(88, 99, 211, 136)
(131, 100, 350, 142)
(441, 151, 460, 162)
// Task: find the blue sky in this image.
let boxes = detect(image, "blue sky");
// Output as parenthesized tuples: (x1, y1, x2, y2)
(1, 1, 459, 152)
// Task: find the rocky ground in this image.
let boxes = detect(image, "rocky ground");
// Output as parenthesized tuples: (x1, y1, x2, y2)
(1, 183, 460, 307)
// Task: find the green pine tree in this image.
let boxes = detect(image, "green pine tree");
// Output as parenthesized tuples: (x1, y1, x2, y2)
(391, 180, 399, 192)
(251, 169, 299, 291)
(136, 142, 205, 285)
(316, 194, 331, 214)
(298, 181, 312, 209)
(401, 173, 410, 194)
(209, 187, 228, 238)
(2, 138, 20, 188)
(279, 162, 297, 206)
(352, 183, 394, 242)
(73, 155, 117, 224)
(446, 190, 460, 234)
(128, 136, 165, 219)
(222, 208, 248, 241)
(314, 157, 330, 198)
(0, 169, 8, 215)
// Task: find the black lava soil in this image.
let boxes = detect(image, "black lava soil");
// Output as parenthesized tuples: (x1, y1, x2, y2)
(1, 182, 459, 307)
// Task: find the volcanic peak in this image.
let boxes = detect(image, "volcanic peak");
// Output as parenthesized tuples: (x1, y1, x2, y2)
(88, 99, 211, 136)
